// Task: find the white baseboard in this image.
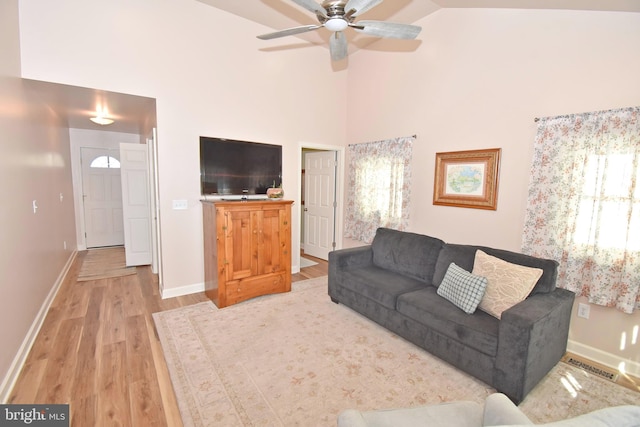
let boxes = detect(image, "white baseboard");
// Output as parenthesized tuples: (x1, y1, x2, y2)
(161, 281, 205, 299)
(0, 251, 77, 403)
(567, 339, 640, 377)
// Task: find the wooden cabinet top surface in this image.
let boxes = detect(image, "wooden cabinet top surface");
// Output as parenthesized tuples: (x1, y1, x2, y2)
(201, 199, 294, 208)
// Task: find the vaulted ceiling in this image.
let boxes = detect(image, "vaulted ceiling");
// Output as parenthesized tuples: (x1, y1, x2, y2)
(25, 0, 640, 135)
(197, 0, 640, 54)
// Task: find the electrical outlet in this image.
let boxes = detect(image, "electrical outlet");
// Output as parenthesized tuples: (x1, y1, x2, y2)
(577, 303, 590, 319)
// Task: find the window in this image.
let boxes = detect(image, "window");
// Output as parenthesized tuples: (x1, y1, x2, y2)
(344, 136, 413, 243)
(90, 155, 120, 169)
(574, 153, 640, 251)
(522, 107, 640, 313)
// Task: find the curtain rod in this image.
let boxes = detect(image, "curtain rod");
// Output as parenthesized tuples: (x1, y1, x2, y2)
(534, 106, 639, 123)
(348, 135, 417, 146)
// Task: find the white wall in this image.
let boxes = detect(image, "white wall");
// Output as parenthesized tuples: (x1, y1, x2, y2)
(0, 0, 21, 77)
(346, 8, 640, 371)
(18, 0, 348, 296)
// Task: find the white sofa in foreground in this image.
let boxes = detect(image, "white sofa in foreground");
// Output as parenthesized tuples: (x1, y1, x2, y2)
(337, 393, 640, 427)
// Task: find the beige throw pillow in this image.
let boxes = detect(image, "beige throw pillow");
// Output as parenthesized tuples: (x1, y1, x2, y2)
(472, 250, 543, 319)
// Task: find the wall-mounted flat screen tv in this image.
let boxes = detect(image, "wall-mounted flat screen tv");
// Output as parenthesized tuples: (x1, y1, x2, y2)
(200, 136, 282, 197)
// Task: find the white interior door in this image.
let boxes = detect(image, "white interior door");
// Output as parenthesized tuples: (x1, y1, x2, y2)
(81, 147, 124, 248)
(304, 151, 337, 260)
(120, 143, 152, 266)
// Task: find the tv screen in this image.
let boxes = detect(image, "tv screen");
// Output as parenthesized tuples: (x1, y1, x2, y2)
(200, 137, 282, 196)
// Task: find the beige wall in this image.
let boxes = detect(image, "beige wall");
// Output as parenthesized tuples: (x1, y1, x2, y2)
(0, 0, 76, 399)
(346, 8, 640, 373)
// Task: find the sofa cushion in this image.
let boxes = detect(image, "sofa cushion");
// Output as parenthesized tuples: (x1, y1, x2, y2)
(397, 287, 499, 357)
(372, 228, 444, 283)
(432, 243, 558, 295)
(338, 266, 427, 309)
(437, 263, 488, 314)
(473, 250, 542, 319)
(531, 405, 640, 427)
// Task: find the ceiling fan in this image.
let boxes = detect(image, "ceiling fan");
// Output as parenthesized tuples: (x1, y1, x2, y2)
(257, 0, 422, 61)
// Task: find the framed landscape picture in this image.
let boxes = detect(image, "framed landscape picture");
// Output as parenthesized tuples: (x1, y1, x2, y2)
(433, 148, 501, 210)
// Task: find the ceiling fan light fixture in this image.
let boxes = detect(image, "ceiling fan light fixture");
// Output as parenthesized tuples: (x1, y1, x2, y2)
(324, 17, 348, 32)
(90, 116, 114, 126)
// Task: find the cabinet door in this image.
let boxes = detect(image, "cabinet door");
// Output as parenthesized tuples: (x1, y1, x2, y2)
(255, 207, 286, 275)
(224, 209, 254, 281)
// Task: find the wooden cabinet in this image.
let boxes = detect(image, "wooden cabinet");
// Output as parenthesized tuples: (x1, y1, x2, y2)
(202, 200, 293, 308)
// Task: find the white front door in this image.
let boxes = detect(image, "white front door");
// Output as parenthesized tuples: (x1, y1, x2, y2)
(304, 151, 337, 260)
(81, 147, 124, 248)
(120, 143, 153, 266)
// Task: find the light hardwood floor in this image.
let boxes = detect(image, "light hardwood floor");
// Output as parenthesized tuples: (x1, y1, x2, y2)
(8, 250, 328, 426)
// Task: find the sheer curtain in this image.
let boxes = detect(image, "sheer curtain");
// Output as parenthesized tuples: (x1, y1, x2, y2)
(344, 136, 413, 243)
(522, 106, 640, 313)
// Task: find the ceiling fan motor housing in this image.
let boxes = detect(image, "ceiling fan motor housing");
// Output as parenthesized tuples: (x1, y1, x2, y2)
(319, 1, 354, 31)
(322, 0, 347, 16)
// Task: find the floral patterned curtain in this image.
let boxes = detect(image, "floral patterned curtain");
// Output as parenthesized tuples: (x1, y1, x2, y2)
(522, 106, 640, 313)
(344, 136, 413, 243)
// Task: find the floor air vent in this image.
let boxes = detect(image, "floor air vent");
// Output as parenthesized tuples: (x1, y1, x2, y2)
(565, 356, 619, 382)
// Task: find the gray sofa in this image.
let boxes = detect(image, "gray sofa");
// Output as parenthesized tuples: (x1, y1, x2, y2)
(328, 228, 575, 403)
(337, 393, 640, 427)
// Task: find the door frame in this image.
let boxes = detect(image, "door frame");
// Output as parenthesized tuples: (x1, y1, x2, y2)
(70, 131, 134, 250)
(70, 130, 159, 276)
(297, 142, 345, 270)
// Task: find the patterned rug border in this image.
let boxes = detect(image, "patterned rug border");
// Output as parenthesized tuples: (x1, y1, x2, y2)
(153, 276, 640, 426)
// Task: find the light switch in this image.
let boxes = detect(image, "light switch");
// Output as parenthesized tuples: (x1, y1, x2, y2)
(172, 199, 188, 210)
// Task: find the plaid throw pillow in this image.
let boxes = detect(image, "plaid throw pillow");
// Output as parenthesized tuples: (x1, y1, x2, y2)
(437, 262, 488, 314)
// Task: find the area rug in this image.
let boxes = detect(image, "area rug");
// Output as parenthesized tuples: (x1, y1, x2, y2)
(153, 277, 640, 427)
(77, 247, 137, 281)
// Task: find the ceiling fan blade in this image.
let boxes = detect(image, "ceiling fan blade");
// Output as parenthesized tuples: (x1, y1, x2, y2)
(257, 25, 322, 40)
(352, 20, 421, 39)
(344, 0, 383, 17)
(290, 0, 327, 16)
(329, 31, 348, 61)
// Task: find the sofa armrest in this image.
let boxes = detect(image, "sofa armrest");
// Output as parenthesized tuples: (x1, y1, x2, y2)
(329, 246, 373, 270)
(328, 246, 374, 302)
(494, 288, 575, 403)
(483, 393, 533, 426)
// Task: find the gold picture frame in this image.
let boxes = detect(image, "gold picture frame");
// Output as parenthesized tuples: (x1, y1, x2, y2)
(433, 148, 501, 210)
